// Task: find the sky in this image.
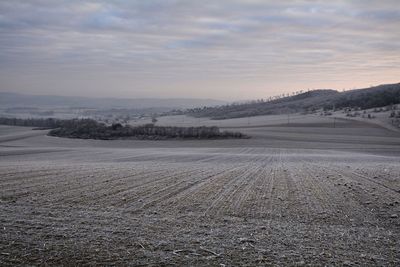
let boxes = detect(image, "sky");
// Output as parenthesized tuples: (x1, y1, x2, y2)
(0, 0, 399, 100)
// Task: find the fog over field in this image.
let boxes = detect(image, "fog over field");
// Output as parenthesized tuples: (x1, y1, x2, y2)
(1, 0, 400, 266)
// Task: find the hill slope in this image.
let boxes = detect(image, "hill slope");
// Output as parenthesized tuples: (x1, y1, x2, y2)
(187, 83, 400, 119)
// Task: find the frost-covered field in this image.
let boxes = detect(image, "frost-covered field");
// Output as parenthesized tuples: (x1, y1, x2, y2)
(1, 118, 400, 266)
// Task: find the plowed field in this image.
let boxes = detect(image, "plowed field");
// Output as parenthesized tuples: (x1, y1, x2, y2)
(1, 119, 400, 266)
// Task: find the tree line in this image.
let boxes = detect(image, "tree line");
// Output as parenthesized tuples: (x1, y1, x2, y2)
(48, 120, 246, 140)
(0, 117, 245, 140)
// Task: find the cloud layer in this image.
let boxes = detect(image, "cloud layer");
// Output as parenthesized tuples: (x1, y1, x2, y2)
(0, 0, 399, 99)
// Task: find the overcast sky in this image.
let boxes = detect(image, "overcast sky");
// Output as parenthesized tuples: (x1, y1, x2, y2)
(0, 0, 399, 100)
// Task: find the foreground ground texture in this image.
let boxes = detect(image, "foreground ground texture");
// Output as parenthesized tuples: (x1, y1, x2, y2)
(0, 116, 400, 266)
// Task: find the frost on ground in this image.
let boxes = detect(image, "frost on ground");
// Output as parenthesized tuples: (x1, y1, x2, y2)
(0, 120, 399, 266)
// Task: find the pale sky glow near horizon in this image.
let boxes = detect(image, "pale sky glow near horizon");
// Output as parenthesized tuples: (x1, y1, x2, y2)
(0, 0, 399, 101)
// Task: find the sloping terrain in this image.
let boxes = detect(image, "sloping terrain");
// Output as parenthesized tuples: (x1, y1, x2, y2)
(0, 120, 399, 265)
(334, 83, 400, 109)
(187, 83, 400, 119)
(187, 89, 339, 119)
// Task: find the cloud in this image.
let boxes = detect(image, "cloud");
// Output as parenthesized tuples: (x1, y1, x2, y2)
(0, 0, 399, 99)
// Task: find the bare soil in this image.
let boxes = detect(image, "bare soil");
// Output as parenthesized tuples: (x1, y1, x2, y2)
(0, 117, 400, 266)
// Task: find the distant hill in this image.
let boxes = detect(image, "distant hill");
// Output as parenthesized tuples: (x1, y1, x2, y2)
(0, 92, 226, 109)
(187, 83, 400, 119)
(333, 83, 400, 109)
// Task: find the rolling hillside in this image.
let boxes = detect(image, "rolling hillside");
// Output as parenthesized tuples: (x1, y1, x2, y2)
(187, 83, 400, 119)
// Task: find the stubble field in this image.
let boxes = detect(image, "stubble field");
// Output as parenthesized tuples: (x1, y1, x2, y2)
(1, 116, 400, 266)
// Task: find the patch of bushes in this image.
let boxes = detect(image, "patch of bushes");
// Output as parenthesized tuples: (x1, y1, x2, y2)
(0, 117, 247, 140)
(48, 119, 246, 140)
